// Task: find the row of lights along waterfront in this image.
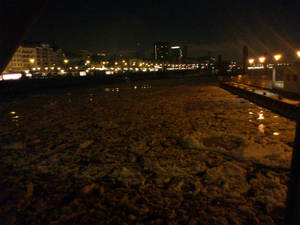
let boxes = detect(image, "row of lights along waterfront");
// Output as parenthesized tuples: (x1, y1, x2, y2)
(249, 51, 300, 65)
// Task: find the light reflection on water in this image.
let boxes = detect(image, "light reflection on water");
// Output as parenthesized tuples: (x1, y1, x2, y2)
(132, 84, 152, 90)
(247, 107, 282, 136)
(104, 87, 120, 93)
(9, 111, 21, 126)
(103, 84, 152, 93)
(257, 110, 265, 120)
(258, 124, 265, 134)
(140, 84, 152, 89)
(258, 113, 264, 120)
(231, 74, 274, 89)
(246, 115, 282, 136)
(89, 93, 94, 102)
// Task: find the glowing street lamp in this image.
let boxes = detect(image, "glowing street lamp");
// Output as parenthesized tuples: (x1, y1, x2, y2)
(29, 58, 35, 71)
(273, 54, 282, 62)
(272, 54, 282, 87)
(248, 58, 255, 65)
(297, 51, 300, 58)
(259, 57, 266, 63)
(64, 59, 69, 64)
(86, 60, 90, 64)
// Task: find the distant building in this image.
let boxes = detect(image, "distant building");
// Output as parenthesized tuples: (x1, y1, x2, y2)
(5, 45, 37, 73)
(4, 41, 64, 73)
(135, 42, 146, 60)
(135, 49, 145, 60)
(154, 42, 170, 61)
(182, 45, 188, 58)
(79, 50, 92, 60)
(170, 46, 183, 63)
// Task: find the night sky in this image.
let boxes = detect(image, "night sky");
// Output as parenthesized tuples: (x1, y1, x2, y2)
(26, 0, 300, 60)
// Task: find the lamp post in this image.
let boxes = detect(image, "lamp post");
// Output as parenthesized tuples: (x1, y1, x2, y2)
(274, 54, 282, 62)
(248, 58, 254, 66)
(259, 56, 266, 65)
(248, 59, 254, 78)
(258, 57, 267, 78)
(63, 59, 69, 74)
(29, 58, 35, 72)
(272, 54, 282, 87)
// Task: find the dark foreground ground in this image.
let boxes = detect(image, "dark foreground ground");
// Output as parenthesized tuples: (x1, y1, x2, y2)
(0, 76, 296, 224)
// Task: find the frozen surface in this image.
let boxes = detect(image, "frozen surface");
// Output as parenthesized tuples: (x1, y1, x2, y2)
(0, 77, 296, 224)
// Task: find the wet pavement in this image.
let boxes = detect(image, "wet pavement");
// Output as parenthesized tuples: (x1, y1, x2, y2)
(0, 76, 296, 224)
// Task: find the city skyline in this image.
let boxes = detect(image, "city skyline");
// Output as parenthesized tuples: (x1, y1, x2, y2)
(25, 0, 300, 60)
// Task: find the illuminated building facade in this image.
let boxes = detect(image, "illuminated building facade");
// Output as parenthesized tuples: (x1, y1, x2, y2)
(5, 45, 37, 73)
(4, 42, 64, 73)
(154, 42, 170, 61)
(154, 43, 188, 63)
(170, 46, 183, 63)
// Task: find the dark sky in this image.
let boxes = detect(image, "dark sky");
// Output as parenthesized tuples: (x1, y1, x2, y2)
(26, 0, 300, 60)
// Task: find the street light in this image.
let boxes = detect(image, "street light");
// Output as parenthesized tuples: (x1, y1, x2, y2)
(64, 59, 69, 64)
(248, 58, 255, 65)
(297, 51, 300, 58)
(86, 60, 90, 64)
(274, 54, 282, 62)
(259, 57, 266, 63)
(29, 58, 35, 72)
(272, 54, 282, 87)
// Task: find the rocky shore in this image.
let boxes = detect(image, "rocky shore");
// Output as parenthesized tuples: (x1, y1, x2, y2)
(0, 77, 296, 224)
